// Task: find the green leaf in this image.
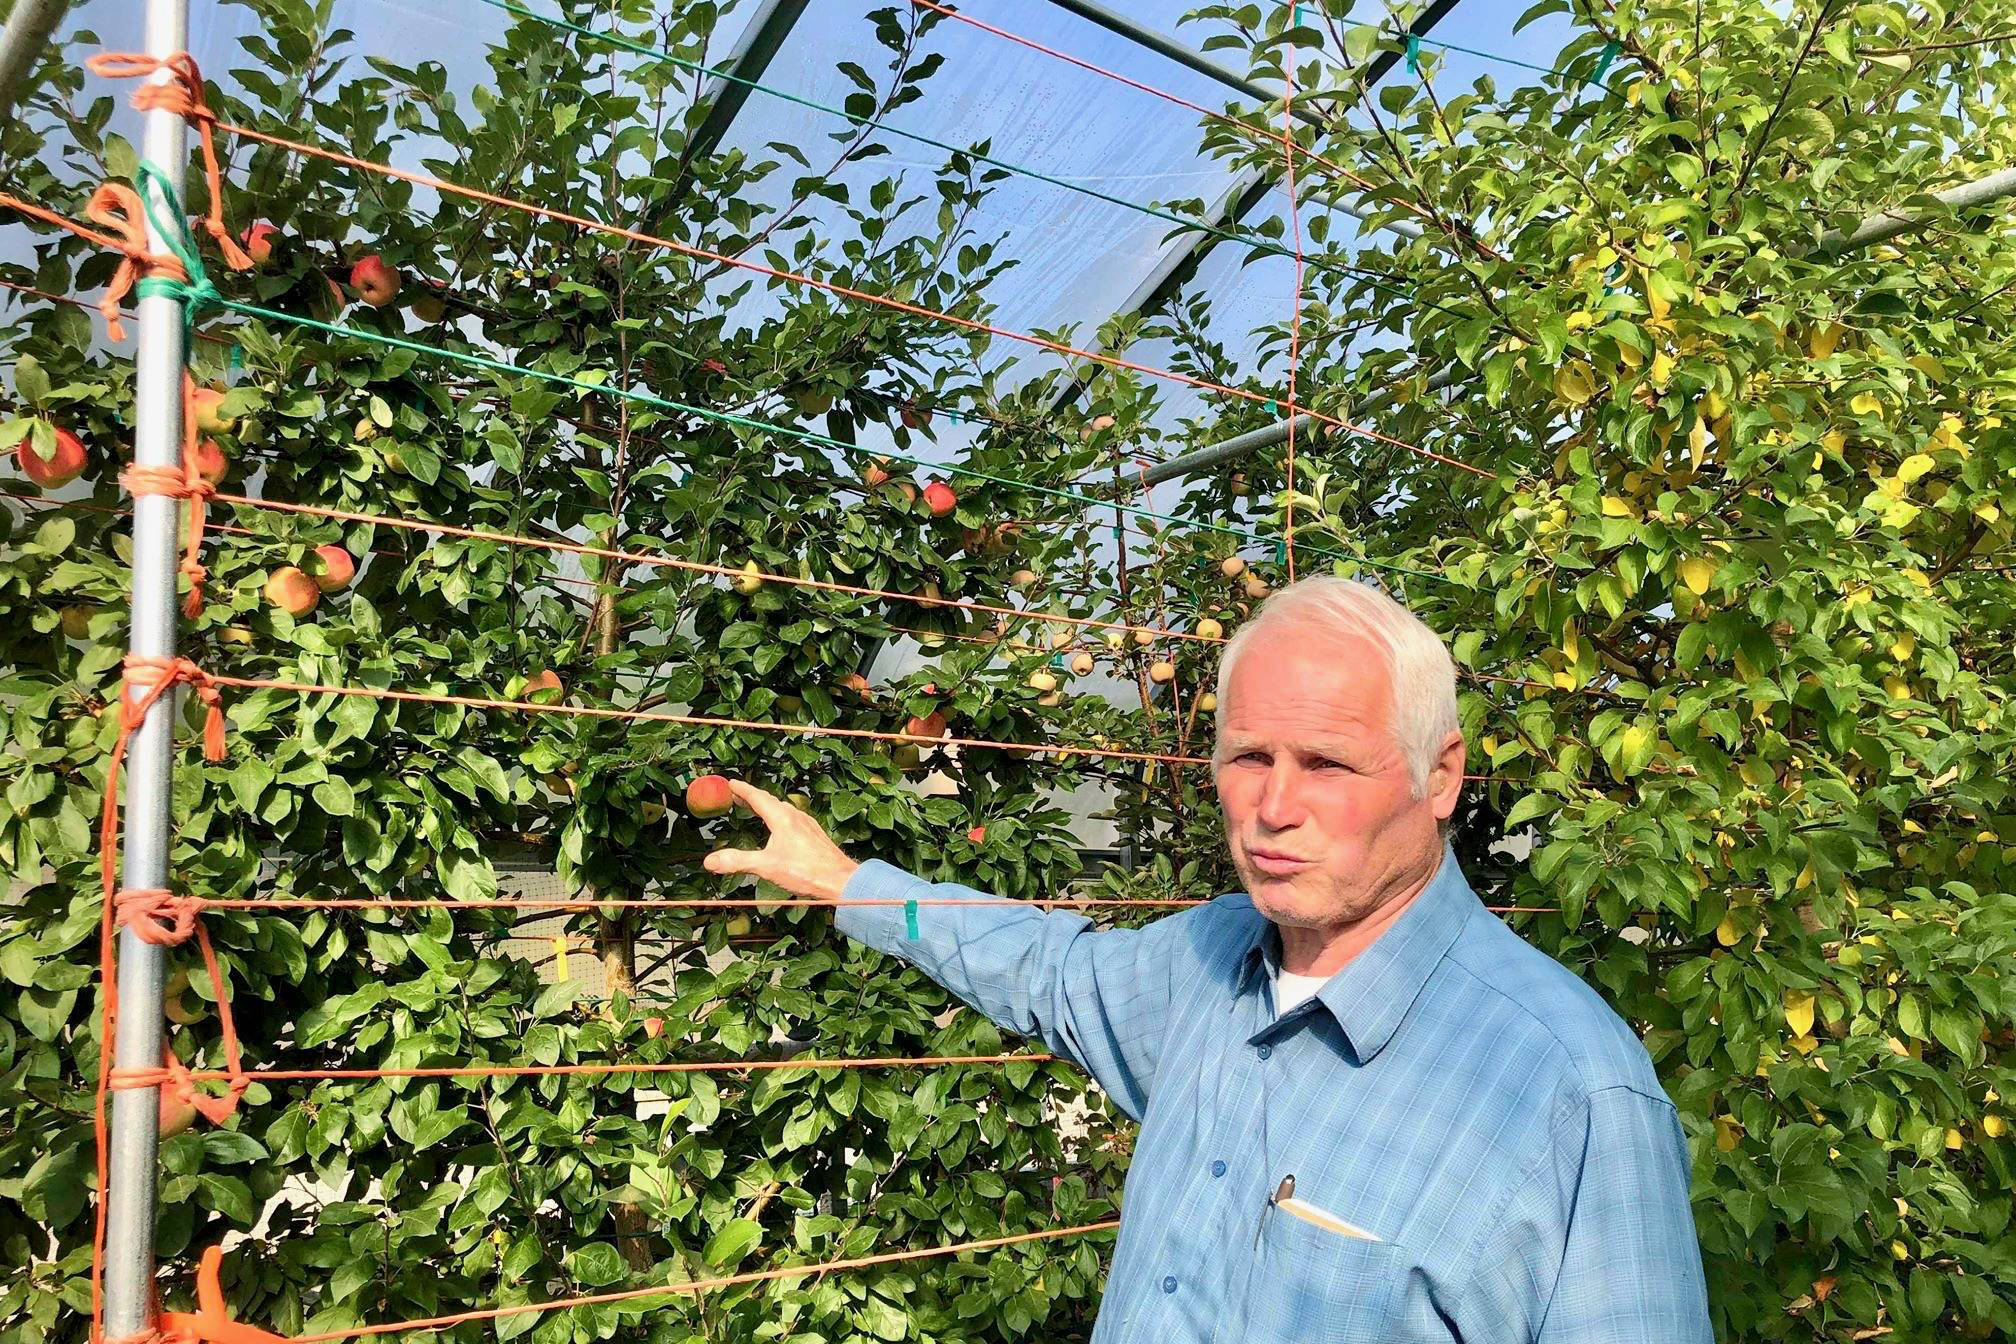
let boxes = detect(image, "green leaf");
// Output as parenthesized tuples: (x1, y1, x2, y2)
(703, 1218, 762, 1268)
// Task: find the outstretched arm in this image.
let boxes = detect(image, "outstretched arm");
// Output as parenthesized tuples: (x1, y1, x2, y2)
(704, 780, 1182, 1118)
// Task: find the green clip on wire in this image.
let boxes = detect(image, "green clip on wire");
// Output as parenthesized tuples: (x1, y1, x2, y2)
(904, 899, 919, 941)
(1589, 39, 1621, 86)
(1406, 34, 1422, 75)
(129, 160, 223, 327)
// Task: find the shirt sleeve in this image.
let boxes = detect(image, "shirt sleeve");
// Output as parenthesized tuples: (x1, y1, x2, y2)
(1457, 1086, 1713, 1343)
(833, 858, 1188, 1119)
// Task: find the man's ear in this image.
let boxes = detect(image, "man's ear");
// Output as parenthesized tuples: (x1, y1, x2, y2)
(1428, 731, 1467, 821)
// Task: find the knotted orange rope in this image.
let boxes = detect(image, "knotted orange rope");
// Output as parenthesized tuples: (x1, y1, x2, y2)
(93, 656, 232, 1343)
(86, 53, 253, 273)
(121, 374, 219, 617)
(151, 1247, 290, 1344)
(72, 183, 188, 343)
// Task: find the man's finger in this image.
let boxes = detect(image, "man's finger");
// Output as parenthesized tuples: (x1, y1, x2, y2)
(703, 847, 763, 876)
(725, 780, 794, 827)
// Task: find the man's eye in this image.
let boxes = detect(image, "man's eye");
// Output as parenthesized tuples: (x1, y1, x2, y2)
(1314, 758, 1349, 772)
(1235, 751, 1268, 766)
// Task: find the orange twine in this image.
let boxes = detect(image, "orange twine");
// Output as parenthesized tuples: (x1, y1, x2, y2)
(120, 373, 219, 617)
(86, 53, 254, 272)
(92, 656, 234, 1342)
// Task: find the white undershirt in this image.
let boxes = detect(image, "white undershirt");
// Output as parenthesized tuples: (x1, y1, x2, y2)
(1274, 967, 1331, 1015)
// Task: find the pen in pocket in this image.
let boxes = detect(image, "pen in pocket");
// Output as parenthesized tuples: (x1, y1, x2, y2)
(1270, 1174, 1382, 1242)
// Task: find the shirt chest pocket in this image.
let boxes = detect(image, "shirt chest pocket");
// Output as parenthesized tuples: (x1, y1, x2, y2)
(1243, 1201, 1407, 1342)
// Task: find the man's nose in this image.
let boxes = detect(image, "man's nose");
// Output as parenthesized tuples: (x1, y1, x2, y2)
(1254, 763, 1306, 830)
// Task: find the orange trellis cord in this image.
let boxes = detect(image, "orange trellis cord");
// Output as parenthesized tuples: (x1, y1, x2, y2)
(85, 53, 254, 272)
(215, 488, 1227, 649)
(0, 183, 184, 342)
(903, 0, 1504, 265)
(207, 120, 1493, 479)
(92, 656, 240, 1343)
(121, 374, 220, 617)
(144, 1220, 1121, 1344)
(112, 1052, 1058, 1091)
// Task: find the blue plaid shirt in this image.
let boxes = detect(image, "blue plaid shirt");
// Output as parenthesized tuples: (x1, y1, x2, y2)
(837, 848, 1712, 1343)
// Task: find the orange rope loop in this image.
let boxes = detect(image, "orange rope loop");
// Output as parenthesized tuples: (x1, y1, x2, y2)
(93, 656, 235, 1339)
(122, 655, 228, 761)
(74, 183, 188, 342)
(119, 375, 220, 616)
(86, 53, 254, 272)
(157, 1247, 288, 1344)
(113, 888, 202, 946)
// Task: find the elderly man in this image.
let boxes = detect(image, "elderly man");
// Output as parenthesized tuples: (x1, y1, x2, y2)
(705, 576, 1712, 1342)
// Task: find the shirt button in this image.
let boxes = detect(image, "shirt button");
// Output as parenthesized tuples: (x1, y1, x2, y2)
(1162, 1276, 1178, 1295)
(1210, 1160, 1227, 1178)
(1257, 1044, 1273, 1060)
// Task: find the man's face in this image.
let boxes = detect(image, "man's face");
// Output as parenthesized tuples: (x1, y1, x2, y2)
(1215, 629, 1451, 931)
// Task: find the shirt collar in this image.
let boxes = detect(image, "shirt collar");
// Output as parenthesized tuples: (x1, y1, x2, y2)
(1236, 845, 1479, 1064)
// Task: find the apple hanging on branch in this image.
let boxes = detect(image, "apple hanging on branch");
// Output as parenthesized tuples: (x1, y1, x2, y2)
(349, 255, 401, 307)
(262, 566, 319, 617)
(306, 544, 356, 592)
(240, 221, 281, 268)
(922, 480, 957, 517)
(686, 774, 733, 819)
(16, 427, 87, 488)
(190, 385, 237, 436)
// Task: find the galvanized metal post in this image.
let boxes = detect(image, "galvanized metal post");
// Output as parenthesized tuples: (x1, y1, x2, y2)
(100, 0, 191, 1335)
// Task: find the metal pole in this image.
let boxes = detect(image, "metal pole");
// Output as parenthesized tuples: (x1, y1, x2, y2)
(1151, 164, 2016, 484)
(0, 0, 73, 123)
(101, 0, 190, 1335)
(1037, 0, 1422, 242)
(1818, 166, 2016, 251)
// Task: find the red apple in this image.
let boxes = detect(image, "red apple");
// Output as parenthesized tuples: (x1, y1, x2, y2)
(900, 406, 931, 431)
(643, 1017, 664, 1039)
(240, 221, 280, 267)
(923, 481, 956, 517)
(840, 672, 873, 701)
(349, 255, 401, 307)
(966, 825, 986, 844)
(905, 711, 947, 740)
(308, 544, 356, 592)
(263, 566, 319, 616)
(864, 458, 892, 487)
(686, 774, 733, 819)
(190, 386, 235, 435)
(192, 438, 227, 486)
(525, 669, 564, 702)
(17, 428, 86, 488)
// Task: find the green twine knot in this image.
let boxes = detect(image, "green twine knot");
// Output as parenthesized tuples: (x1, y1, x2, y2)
(904, 899, 919, 941)
(130, 159, 221, 325)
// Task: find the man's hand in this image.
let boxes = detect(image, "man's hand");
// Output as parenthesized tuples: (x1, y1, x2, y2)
(701, 780, 860, 901)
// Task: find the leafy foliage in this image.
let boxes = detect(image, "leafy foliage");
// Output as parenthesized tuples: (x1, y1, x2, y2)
(5, 1, 2015, 1342)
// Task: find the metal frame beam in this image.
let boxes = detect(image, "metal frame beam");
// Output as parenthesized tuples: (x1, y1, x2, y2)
(1038, 1, 1467, 413)
(0, 0, 73, 123)
(1147, 162, 2016, 486)
(1043, 165, 1272, 412)
(685, 0, 812, 168)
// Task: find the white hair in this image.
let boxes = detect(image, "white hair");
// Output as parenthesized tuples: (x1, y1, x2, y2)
(1212, 576, 1460, 798)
